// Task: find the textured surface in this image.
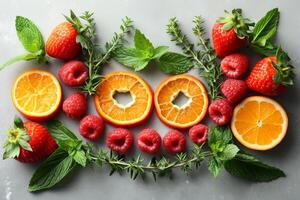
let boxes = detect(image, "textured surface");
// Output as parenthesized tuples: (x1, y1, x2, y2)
(0, 0, 299, 199)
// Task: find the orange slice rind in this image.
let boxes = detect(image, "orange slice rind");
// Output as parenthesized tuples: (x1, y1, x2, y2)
(154, 74, 208, 129)
(94, 71, 153, 127)
(231, 96, 288, 151)
(11, 69, 62, 121)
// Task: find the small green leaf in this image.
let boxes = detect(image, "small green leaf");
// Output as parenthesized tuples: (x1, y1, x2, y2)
(0, 53, 38, 70)
(134, 29, 154, 53)
(15, 16, 45, 53)
(28, 148, 77, 192)
(18, 139, 32, 152)
(3, 143, 20, 160)
(46, 120, 78, 143)
(219, 144, 239, 161)
(72, 150, 87, 167)
(208, 126, 232, 149)
(113, 47, 151, 71)
(13, 116, 24, 128)
(224, 152, 285, 182)
(152, 46, 169, 59)
(158, 52, 193, 74)
(208, 157, 223, 177)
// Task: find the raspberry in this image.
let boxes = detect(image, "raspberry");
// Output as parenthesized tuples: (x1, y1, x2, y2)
(163, 130, 186, 154)
(188, 124, 208, 145)
(79, 115, 105, 141)
(62, 93, 87, 119)
(221, 79, 247, 104)
(137, 128, 161, 154)
(106, 128, 134, 154)
(221, 53, 249, 79)
(59, 60, 88, 86)
(208, 98, 233, 125)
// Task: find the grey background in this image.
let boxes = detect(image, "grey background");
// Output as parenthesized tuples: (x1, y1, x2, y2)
(0, 0, 300, 199)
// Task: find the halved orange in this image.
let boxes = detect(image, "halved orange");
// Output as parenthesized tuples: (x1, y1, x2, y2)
(12, 69, 62, 121)
(231, 96, 288, 151)
(154, 74, 208, 129)
(94, 71, 153, 127)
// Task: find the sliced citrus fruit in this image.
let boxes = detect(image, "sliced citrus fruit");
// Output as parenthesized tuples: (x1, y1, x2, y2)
(154, 74, 208, 129)
(12, 69, 62, 121)
(231, 96, 288, 151)
(94, 71, 153, 127)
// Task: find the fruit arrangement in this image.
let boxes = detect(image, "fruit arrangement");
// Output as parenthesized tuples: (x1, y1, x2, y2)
(0, 8, 295, 192)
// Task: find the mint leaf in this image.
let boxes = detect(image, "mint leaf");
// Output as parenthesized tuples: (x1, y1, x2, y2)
(72, 150, 87, 167)
(219, 144, 239, 161)
(251, 8, 279, 44)
(208, 157, 223, 177)
(208, 126, 232, 148)
(158, 52, 193, 74)
(225, 152, 285, 182)
(46, 120, 78, 143)
(113, 47, 151, 71)
(28, 148, 77, 192)
(134, 29, 154, 53)
(152, 46, 169, 59)
(15, 16, 45, 53)
(0, 53, 39, 70)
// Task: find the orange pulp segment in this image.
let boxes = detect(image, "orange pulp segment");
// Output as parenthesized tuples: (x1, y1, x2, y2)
(154, 74, 208, 129)
(231, 96, 288, 150)
(94, 71, 153, 127)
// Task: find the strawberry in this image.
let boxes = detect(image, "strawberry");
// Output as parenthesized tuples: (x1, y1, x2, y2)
(212, 9, 253, 57)
(3, 117, 57, 163)
(46, 22, 81, 60)
(246, 53, 294, 96)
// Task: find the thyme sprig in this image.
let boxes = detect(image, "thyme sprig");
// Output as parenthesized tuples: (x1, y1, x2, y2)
(66, 11, 133, 95)
(167, 17, 222, 99)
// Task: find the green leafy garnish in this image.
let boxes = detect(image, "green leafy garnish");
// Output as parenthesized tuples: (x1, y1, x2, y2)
(158, 52, 193, 74)
(225, 151, 285, 182)
(0, 16, 47, 70)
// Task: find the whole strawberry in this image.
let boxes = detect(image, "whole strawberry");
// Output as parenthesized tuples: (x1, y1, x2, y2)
(3, 117, 57, 163)
(63, 93, 87, 119)
(212, 9, 253, 57)
(246, 55, 294, 96)
(46, 22, 81, 60)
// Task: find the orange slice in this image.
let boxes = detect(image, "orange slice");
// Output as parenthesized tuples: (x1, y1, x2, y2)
(154, 74, 208, 129)
(94, 71, 153, 127)
(12, 69, 62, 121)
(231, 96, 288, 151)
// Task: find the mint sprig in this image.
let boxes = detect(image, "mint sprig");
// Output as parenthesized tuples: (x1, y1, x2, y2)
(0, 16, 47, 70)
(113, 29, 192, 74)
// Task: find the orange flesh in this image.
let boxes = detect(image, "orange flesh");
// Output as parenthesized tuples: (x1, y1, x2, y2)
(94, 72, 153, 126)
(154, 74, 208, 129)
(231, 96, 288, 150)
(12, 69, 62, 118)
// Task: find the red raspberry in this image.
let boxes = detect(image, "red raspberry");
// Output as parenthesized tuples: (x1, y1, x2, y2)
(221, 53, 249, 79)
(188, 124, 208, 145)
(79, 115, 105, 141)
(221, 79, 247, 104)
(137, 128, 161, 154)
(163, 130, 186, 154)
(209, 98, 233, 125)
(62, 93, 87, 119)
(59, 60, 88, 86)
(106, 128, 134, 154)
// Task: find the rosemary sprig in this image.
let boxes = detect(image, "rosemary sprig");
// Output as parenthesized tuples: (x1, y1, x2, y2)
(166, 17, 222, 99)
(66, 11, 133, 95)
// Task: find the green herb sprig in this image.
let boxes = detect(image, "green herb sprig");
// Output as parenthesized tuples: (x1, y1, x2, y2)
(167, 17, 222, 99)
(24, 120, 284, 192)
(66, 11, 133, 95)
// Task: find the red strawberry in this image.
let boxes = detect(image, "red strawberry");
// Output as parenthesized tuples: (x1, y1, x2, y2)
(246, 56, 291, 96)
(59, 60, 88, 86)
(46, 22, 81, 60)
(221, 79, 247, 104)
(221, 53, 249, 78)
(63, 93, 87, 119)
(212, 9, 253, 57)
(3, 117, 57, 163)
